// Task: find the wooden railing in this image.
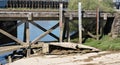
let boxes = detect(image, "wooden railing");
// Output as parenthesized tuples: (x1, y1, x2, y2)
(1, 0, 68, 9)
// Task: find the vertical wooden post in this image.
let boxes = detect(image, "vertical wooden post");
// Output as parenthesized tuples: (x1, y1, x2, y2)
(42, 44, 49, 54)
(8, 56, 12, 63)
(96, 7, 100, 40)
(26, 23, 30, 44)
(24, 22, 30, 57)
(78, 2, 82, 44)
(67, 22, 70, 42)
(62, 20, 67, 42)
(66, 19, 70, 42)
(24, 22, 30, 44)
(59, 3, 63, 43)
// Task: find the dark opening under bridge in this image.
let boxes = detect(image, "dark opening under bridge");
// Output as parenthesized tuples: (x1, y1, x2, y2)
(0, 3, 116, 63)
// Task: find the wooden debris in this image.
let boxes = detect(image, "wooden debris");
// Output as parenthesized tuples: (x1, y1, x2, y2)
(49, 42, 100, 52)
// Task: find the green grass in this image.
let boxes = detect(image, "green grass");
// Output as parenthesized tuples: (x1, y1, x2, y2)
(84, 36, 120, 51)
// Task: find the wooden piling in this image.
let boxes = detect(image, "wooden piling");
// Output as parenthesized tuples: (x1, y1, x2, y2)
(42, 44, 49, 54)
(66, 19, 70, 42)
(59, 3, 63, 43)
(26, 22, 30, 57)
(78, 2, 82, 44)
(96, 7, 100, 40)
(8, 56, 12, 63)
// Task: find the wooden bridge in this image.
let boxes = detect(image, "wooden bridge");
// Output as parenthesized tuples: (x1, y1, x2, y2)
(0, 3, 116, 63)
(0, 9, 114, 20)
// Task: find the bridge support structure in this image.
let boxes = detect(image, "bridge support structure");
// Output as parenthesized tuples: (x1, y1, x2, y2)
(0, 3, 73, 57)
(0, 3, 113, 62)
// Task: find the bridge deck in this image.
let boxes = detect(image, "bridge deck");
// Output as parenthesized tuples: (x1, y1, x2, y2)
(0, 9, 114, 20)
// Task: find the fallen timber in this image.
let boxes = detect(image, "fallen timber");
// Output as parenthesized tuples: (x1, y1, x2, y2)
(49, 42, 100, 51)
(0, 42, 100, 55)
(0, 43, 43, 54)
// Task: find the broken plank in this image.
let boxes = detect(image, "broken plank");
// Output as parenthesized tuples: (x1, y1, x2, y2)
(0, 45, 24, 54)
(49, 42, 100, 51)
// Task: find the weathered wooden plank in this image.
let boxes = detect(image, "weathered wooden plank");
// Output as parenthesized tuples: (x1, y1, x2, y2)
(49, 42, 77, 49)
(8, 56, 12, 63)
(0, 45, 24, 54)
(0, 43, 43, 54)
(49, 42, 100, 51)
(42, 44, 49, 54)
(0, 29, 25, 45)
(31, 43, 43, 48)
(0, 10, 114, 21)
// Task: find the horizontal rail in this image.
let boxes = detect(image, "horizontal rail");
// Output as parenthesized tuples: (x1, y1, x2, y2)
(0, 10, 115, 20)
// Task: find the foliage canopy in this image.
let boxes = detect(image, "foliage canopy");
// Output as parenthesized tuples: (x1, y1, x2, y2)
(68, 0, 114, 12)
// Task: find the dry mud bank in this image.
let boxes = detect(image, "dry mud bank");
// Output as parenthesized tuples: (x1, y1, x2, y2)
(7, 51, 120, 65)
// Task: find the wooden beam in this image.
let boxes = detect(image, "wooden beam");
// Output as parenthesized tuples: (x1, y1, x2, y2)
(24, 22, 30, 43)
(66, 19, 70, 42)
(82, 28, 97, 39)
(63, 19, 70, 42)
(23, 22, 31, 57)
(30, 22, 59, 40)
(62, 19, 67, 41)
(8, 56, 12, 63)
(59, 3, 63, 42)
(78, 2, 82, 44)
(49, 42, 100, 51)
(31, 23, 59, 44)
(42, 44, 49, 54)
(24, 22, 26, 42)
(96, 7, 100, 40)
(0, 44, 43, 55)
(0, 45, 24, 54)
(69, 21, 97, 39)
(0, 29, 25, 45)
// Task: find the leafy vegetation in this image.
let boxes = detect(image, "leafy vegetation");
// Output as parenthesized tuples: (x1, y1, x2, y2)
(84, 36, 120, 51)
(68, 0, 114, 12)
(71, 35, 120, 51)
(68, 0, 120, 51)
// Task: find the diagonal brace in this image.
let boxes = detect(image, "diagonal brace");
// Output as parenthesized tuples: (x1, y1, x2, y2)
(30, 22, 59, 40)
(31, 23, 59, 44)
(0, 29, 25, 45)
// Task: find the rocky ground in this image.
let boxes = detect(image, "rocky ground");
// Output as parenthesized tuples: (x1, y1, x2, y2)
(6, 51, 120, 65)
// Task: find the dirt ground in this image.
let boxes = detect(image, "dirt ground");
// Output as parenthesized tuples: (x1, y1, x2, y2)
(6, 51, 120, 65)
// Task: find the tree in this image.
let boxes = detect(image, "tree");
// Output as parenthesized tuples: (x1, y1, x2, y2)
(68, 0, 114, 12)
